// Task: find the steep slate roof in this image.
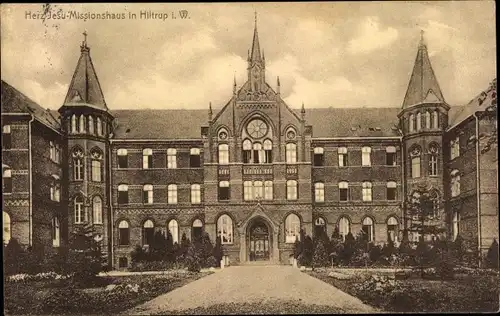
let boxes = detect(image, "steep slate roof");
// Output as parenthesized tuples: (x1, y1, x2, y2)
(1, 80, 60, 131)
(402, 36, 445, 109)
(62, 37, 108, 112)
(111, 106, 465, 139)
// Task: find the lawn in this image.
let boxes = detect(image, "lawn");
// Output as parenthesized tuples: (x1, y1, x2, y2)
(307, 268, 500, 313)
(4, 270, 212, 315)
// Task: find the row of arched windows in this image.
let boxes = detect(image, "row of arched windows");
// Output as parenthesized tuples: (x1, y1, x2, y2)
(313, 181, 398, 202)
(70, 114, 106, 136)
(408, 110, 439, 132)
(73, 195, 103, 224)
(313, 146, 397, 167)
(217, 142, 298, 164)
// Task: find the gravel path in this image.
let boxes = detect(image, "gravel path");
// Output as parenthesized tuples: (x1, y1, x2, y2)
(125, 265, 377, 314)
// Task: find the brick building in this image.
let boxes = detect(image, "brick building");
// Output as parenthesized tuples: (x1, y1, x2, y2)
(2, 21, 497, 269)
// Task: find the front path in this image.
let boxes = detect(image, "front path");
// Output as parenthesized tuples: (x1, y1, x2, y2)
(125, 265, 377, 314)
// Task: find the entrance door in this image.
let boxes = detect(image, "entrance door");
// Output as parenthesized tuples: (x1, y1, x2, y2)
(249, 222, 270, 261)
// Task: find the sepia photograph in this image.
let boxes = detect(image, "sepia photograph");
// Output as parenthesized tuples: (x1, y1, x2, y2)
(1, 2, 498, 314)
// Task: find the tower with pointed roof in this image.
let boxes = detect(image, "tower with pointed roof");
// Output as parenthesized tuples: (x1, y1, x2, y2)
(58, 32, 113, 267)
(247, 12, 266, 93)
(398, 31, 450, 242)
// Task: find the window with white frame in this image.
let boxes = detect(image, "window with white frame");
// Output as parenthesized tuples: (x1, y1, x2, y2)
(361, 147, 371, 166)
(71, 115, 77, 134)
(338, 147, 348, 167)
(143, 148, 153, 169)
(168, 219, 179, 244)
(93, 196, 102, 224)
(190, 148, 201, 167)
(167, 148, 177, 169)
(167, 184, 177, 204)
(362, 217, 374, 242)
(264, 181, 273, 200)
(91, 150, 103, 182)
(386, 146, 396, 166)
(3, 168, 12, 194)
(285, 213, 301, 243)
(217, 214, 233, 244)
(118, 184, 128, 204)
(118, 220, 130, 245)
(143, 184, 153, 204)
(49, 141, 61, 163)
(338, 216, 350, 241)
(2, 125, 11, 149)
(191, 184, 201, 204)
(142, 220, 155, 246)
(425, 111, 431, 129)
(432, 110, 439, 129)
(97, 117, 102, 136)
(74, 196, 85, 224)
(219, 181, 230, 200)
(386, 181, 397, 200)
(117, 149, 128, 168)
(253, 142, 264, 164)
(416, 112, 422, 131)
(286, 143, 297, 163)
(264, 139, 273, 163)
(72, 148, 84, 181)
(339, 181, 349, 201)
(88, 116, 94, 134)
(451, 170, 460, 197)
(313, 147, 324, 166)
(242, 139, 252, 163)
(409, 113, 415, 132)
(3, 211, 11, 244)
(315, 182, 325, 202)
(450, 137, 460, 160)
(78, 115, 85, 133)
(410, 146, 421, 178)
(254, 181, 263, 200)
(429, 144, 439, 176)
(362, 182, 372, 201)
(244, 181, 253, 201)
(50, 175, 60, 202)
(387, 217, 398, 243)
(52, 217, 60, 247)
(287, 180, 298, 200)
(218, 144, 229, 165)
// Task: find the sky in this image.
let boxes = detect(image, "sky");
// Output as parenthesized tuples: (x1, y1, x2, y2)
(0, 2, 496, 111)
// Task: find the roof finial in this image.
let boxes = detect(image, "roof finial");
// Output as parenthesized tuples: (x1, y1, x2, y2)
(83, 30, 88, 47)
(233, 74, 237, 94)
(209, 102, 213, 117)
(301, 102, 305, 113)
(255, 10, 257, 25)
(419, 29, 425, 48)
(277, 76, 280, 95)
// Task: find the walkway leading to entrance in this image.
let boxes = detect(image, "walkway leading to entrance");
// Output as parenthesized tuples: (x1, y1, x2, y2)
(125, 265, 377, 314)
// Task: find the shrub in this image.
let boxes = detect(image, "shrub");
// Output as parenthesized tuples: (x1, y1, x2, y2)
(312, 237, 329, 268)
(4, 238, 23, 275)
(485, 239, 499, 270)
(185, 243, 201, 272)
(213, 236, 224, 267)
(293, 234, 302, 259)
(329, 228, 343, 266)
(200, 232, 214, 268)
(206, 256, 219, 268)
(299, 235, 314, 267)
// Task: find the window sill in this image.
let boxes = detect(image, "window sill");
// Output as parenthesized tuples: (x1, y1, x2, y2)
(3, 193, 12, 195)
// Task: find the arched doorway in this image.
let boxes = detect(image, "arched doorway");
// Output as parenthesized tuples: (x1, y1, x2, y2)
(247, 219, 271, 261)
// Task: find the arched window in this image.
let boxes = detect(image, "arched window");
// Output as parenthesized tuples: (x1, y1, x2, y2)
(167, 148, 177, 169)
(410, 146, 421, 178)
(143, 220, 155, 246)
(3, 167, 12, 193)
(143, 148, 153, 169)
(97, 117, 102, 136)
(313, 147, 324, 166)
(88, 115, 94, 134)
(314, 217, 326, 237)
(338, 216, 350, 241)
(254, 181, 263, 200)
(74, 195, 85, 224)
(315, 182, 325, 202)
(286, 180, 298, 200)
(361, 146, 371, 166)
(192, 219, 203, 242)
(452, 211, 460, 241)
(429, 144, 439, 176)
(218, 144, 229, 165)
(433, 110, 439, 129)
(118, 220, 130, 246)
(3, 211, 11, 244)
(409, 113, 415, 132)
(242, 139, 252, 164)
(117, 149, 128, 168)
(191, 184, 201, 204)
(387, 217, 398, 242)
(451, 170, 460, 197)
(425, 111, 431, 129)
(143, 184, 153, 204)
(362, 181, 372, 201)
(72, 148, 84, 181)
(362, 217, 374, 242)
(190, 148, 201, 167)
(450, 137, 460, 159)
(286, 143, 297, 163)
(339, 181, 349, 201)
(71, 114, 77, 133)
(167, 184, 177, 204)
(243, 181, 253, 201)
(93, 196, 102, 224)
(253, 142, 264, 164)
(118, 184, 129, 205)
(52, 217, 60, 247)
(218, 181, 230, 201)
(264, 181, 273, 200)
(91, 149, 103, 182)
(386, 181, 397, 200)
(285, 213, 301, 243)
(263, 139, 273, 163)
(416, 112, 422, 131)
(168, 219, 179, 244)
(217, 214, 233, 244)
(79, 115, 85, 133)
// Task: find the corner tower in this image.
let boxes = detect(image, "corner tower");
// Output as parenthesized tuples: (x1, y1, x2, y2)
(398, 31, 450, 241)
(58, 32, 114, 266)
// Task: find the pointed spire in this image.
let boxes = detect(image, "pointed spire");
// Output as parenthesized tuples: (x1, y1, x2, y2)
(250, 11, 262, 62)
(401, 31, 445, 109)
(277, 76, 280, 95)
(63, 32, 107, 111)
(208, 102, 213, 121)
(233, 75, 237, 95)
